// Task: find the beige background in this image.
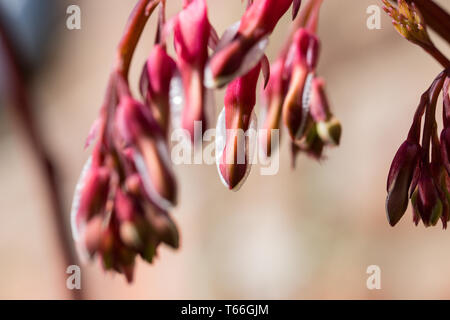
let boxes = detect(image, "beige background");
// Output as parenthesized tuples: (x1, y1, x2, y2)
(1, 0, 450, 299)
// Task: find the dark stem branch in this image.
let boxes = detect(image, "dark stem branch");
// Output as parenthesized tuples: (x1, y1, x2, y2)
(0, 20, 83, 299)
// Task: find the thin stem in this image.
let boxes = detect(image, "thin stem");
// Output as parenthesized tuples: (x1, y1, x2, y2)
(0, 20, 83, 299)
(423, 43, 450, 69)
(115, 0, 161, 80)
(279, 0, 316, 60)
(421, 71, 447, 161)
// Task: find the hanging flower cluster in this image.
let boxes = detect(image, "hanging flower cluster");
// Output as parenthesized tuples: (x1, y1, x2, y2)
(71, 0, 341, 281)
(383, 0, 450, 227)
(386, 71, 450, 227)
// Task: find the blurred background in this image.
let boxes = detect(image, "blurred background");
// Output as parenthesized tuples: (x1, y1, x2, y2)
(0, 0, 450, 299)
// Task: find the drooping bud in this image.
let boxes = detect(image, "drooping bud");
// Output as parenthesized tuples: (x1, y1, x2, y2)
(411, 164, 443, 227)
(440, 127, 450, 176)
(206, 0, 294, 88)
(115, 96, 177, 210)
(140, 44, 177, 137)
(173, 0, 211, 142)
(310, 77, 341, 146)
(386, 140, 421, 226)
(260, 59, 288, 157)
(282, 28, 319, 142)
(71, 155, 110, 243)
(216, 63, 261, 190)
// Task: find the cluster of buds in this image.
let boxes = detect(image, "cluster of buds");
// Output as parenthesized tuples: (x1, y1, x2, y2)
(383, 0, 450, 228)
(260, 0, 341, 166)
(72, 0, 342, 281)
(386, 70, 450, 227)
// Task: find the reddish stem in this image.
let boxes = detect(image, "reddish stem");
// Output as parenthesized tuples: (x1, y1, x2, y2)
(422, 43, 450, 69)
(421, 71, 447, 161)
(115, 0, 161, 80)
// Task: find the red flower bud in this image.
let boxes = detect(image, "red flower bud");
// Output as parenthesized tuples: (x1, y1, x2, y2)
(140, 44, 177, 137)
(174, 0, 211, 142)
(71, 156, 110, 244)
(282, 29, 320, 142)
(216, 63, 261, 190)
(206, 0, 294, 88)
(260, 59, 288, 157)
(411, 164, 443, 227)
(386, 140, 421, 226)
(440, 127, 450, 176)
(115, 96, 177, 210)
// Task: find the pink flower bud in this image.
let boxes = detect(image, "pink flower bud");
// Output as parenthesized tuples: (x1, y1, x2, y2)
(217, 63, 261, 190)
(260, 59, 288, 157)
(207, 0, 294, 88)
(72, 161, 110, 243)
(115, 96, 177, 209)
(140, 44, 177, 137)
(282, 29, 320, 142)
(291, 28, 320, 72)
(174, 0, 211, 142)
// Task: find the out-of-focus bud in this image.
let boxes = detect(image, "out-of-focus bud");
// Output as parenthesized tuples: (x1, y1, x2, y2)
(385, 140, 421, 226)
(140, 44, 177, 137)
(310, 77, 341, 146)
(410, 165, 443, 227)
(260, 59, 288, 157)
(115, 189, 147, 250)
(430, 163, 450, 228)
(115, 96, 177, 210)
(216, 63, 261, 190)
(71, 157, 110, 243)
(282, 28, 320, 142)
(144, 203, 179, 250)
(173, 0, 211, 142)
(291, 123, 324, 164)
(98, 222, 137, 283)
(81, 215, 103, 257)
(206, 0, 294, 88)
(316, 119, 341, 146)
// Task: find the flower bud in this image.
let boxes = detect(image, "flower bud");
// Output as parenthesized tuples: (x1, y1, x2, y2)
(174, 0, 211, 142)
(115, 96, 177, 210)
(260, 59, 288, 157)
(310, 77, 341, 146)
(441, 127, 450, 176)
(71, 160, 110, 242)
(411, 165, 443, 227)
(385, 140, 421, 226)
(316, 118, 342, 146)
(217, 63, 261, 190)
(282, 29, 319, 141)
(140, 44, 177, 137)
(145, 204, 179, 250)
(206, 0, 294, 88)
